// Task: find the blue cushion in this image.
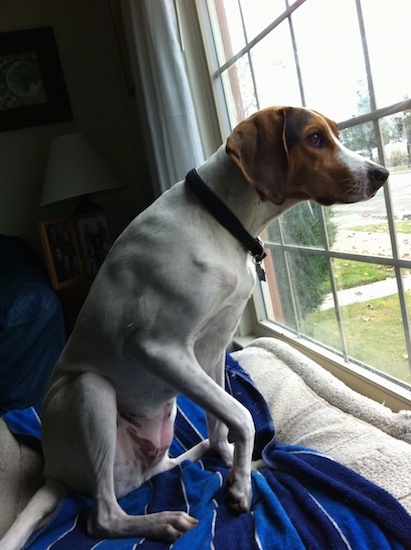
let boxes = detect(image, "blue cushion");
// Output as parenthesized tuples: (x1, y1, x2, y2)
(0, 234, 66, 412)
(0, 279, 59, 328)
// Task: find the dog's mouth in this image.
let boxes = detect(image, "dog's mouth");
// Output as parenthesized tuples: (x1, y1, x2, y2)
(316, 197, 336, 206)
(342, 187, 382, 204)
(317, 186, 382, 206)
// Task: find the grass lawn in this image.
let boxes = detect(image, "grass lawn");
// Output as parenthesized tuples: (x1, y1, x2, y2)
(303, 293, 411, 384)
(349, 220, 411, 234)
(333, 219, 411, 289)
(333, 259, 396, 290)
(317, 250, 410, 383)
(302, 221, 411, 384)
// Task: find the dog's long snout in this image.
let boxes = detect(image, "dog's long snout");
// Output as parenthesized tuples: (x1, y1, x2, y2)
(369, 165, 389, 185)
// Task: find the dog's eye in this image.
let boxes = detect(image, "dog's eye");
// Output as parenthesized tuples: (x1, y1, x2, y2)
(307, 132, 327, 147)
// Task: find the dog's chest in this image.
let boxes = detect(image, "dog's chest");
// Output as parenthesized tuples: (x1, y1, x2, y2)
(207, 259, 255, 323)
(113, 400, 176, 495)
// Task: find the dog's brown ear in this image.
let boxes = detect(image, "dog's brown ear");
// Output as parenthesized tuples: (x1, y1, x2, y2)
(226, 107, 289, 204)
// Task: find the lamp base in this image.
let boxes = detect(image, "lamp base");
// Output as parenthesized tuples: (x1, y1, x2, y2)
(72, 195, 104, 215)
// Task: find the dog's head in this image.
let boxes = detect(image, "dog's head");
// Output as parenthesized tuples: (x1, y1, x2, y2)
(226, 106, 389, 206)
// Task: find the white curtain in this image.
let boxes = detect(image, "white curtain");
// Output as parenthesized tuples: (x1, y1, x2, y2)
(120, 0, 205, 195)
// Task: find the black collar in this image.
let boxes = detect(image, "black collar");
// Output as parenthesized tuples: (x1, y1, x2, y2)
(185, 168, 266, 280)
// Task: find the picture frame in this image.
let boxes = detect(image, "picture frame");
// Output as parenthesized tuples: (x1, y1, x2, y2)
(108, 0, 135, 97)
(38, 218, 84, 290)
(75, 212, 113, 276)
(0, 27, 72, 132)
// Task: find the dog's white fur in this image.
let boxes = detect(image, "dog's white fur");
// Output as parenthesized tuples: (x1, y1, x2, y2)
(0, 107, 388, 549)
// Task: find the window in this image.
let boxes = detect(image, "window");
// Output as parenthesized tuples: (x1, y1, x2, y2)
(197, 0, 411, 394)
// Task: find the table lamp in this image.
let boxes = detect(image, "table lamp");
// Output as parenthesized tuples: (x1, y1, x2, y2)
(41, 133, 124, 214)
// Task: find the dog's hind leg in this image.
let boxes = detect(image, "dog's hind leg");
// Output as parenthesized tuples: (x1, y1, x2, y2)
(0, 479, 66, 550)
(42, 372, 199, 543)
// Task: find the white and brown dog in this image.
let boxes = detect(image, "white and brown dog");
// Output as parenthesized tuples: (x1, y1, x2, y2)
(0, 107, 388, 549)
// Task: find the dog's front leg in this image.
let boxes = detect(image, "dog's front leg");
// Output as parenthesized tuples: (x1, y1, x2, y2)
(126, 341, 255, 514)
(207, 385, 254, 515)
(205, 355, 234, 466)
(205, 354, 256, 514)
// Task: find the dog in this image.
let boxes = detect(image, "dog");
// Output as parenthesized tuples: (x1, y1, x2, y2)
(0, 106, 389, 549)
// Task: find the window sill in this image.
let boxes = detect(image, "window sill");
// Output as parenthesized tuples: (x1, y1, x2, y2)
(234, 320, 411, 413)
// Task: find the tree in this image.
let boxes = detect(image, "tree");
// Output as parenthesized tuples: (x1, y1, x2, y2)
(391, 106, 411, 166)
(266, 202, 337, 326)
(339, 79, 391, 159)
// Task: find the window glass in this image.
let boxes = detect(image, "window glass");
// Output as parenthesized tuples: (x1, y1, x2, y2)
(250, 22, 302, 109)
(332, 124, 391, 258)
(223, 57, 256, 125)
(362, 0, 411, 108)
(208, 0, 287, 64)
(201, 0, 411, 389)
(330, 195, 392, 257)
(240, 0, 286, 41)
(266, 202, 328, 248)
(379, 112, 411, 262)
(337, 262, 410, 384)
(292, 0, 368, 120)
(208, 0, 246, 65)
(216, 22, 301, 127)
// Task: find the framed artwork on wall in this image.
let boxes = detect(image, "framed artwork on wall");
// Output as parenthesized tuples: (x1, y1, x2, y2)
(38, 218, 84, 290)
(0, 27, 72, 132)
(75, 212, 113, 276)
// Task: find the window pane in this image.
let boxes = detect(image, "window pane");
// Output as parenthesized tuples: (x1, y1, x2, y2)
(339, 122, 378, 161)
(219, 23, 301, 125)
(250, 21, 302, 108)
(262, 247, 333, 329)
(362, 0, 411, 107)
(301, 259, 411, 385)
(240, 0, 286, 41)
(221, 55, 257, 126)
(379, 112, 411, 261)
(208, 0, 246, 65)
(300, 304, 343, 356)
(208, 0, 288, 64)
(331, 205, 392, 258)
(266, 202, 328, 248)
(259, 248, 295, 327)
(392, 184, 411, 261)
(332, 123, 390, 258)
(337, 113, 411, 263)
(336, 262, 411, 384)
(202, 0, 411, 390)
(292, 0, 368, 120)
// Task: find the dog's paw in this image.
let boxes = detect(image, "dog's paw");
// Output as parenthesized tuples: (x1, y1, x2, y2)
(89, 509, 199, 543)
(151, 511, 199, 543)
(225, 469, 252, 515)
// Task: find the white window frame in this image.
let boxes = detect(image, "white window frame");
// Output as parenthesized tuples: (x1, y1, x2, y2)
(179, 0, 411, 411)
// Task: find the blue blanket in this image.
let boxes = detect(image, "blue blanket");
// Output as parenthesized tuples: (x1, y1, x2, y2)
(4, 355, 411, 549)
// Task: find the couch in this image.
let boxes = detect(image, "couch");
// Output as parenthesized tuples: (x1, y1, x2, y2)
(0, 337, 410, 548)
(0, 234, 66, 413)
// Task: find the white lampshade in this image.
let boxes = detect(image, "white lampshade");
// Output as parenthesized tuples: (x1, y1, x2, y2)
(41, 133, 124, 207)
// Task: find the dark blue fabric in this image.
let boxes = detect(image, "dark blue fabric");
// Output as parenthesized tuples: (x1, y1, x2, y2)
(0, 235, 66, 413)
(4, 355, 411, 549)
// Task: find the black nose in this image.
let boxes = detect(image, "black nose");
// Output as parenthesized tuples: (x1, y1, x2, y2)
(369, 166, 389, 184)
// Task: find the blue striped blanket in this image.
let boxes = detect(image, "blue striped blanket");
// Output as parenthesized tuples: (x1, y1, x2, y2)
(4, 355, 411, 549)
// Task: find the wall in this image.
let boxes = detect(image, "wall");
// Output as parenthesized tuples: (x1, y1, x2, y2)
(0, 0, 154, 253)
